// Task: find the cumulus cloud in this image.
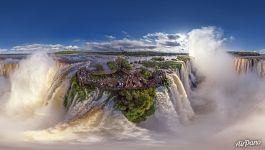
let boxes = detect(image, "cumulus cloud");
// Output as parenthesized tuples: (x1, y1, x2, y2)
(0, 31, 190, 53)
(85, 39, 157, 51)
(85, 32, 188, 52)
(143, 32, 187, 50)
(0, 48, 8, 53)
(7, 44, 79, 54)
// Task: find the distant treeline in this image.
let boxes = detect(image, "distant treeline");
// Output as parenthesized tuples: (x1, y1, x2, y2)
(228, 51, 260, 56)
(55, 50, 188, 56)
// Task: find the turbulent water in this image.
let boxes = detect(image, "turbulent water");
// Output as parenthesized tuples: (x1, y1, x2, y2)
(0, 28, 264, 150)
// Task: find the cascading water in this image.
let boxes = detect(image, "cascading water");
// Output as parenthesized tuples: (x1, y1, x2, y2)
(5, 52, 58, 117)
(234, 56, 265, 77)
(0, 63, 18, 76)
(167, 74, 194, 123)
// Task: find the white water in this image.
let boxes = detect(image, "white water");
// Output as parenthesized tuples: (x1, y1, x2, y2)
(0, 52, 66, 141)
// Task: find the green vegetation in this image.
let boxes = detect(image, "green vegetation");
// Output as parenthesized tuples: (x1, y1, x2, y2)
(151, 57, 165, 61)
(229, 51, 260, 56)
(141, 60, 157, 68)
(107, 57, 132, 71)
(94, 63, 104, 71)
(116, 57, 132, 70)
(107, 61, 118, 70)
(177, 55, 190, 62)
(64, 75, 95, 109)
(159, 61, 182, 70)
(162, 77, 172, 88)
(140, 67, 152, 80)
(55, 51, 81, 55)
(142, 60, 182, 70)
(114, 88, 156, 123)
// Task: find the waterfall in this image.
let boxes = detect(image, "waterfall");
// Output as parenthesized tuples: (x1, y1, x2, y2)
(0, 52, 70, 135)
(167, 74, 194, 123)
(141, 73, 194, 132)
(177, 60, 196, 94)
(148, 86, 181, 131)
(0, 63, 18, 76)
(257, 60, 265, 77)
(234, 56, 265, 77)
(177, 61, 190, 93)
(5, 52, 58, 117)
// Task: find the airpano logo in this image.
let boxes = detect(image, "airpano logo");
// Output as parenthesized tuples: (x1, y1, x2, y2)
(235, 139, 262, 148)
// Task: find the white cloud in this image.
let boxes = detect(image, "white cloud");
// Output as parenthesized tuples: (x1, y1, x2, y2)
(0, 48, 8, 54)
(85, 38, 156, 51)
(8, 44, 79, 54)
(0, 31, 191, 53)
(258, 49, 265, 54)
(142, 32, 188, 51)
(85, 32, 188, 52)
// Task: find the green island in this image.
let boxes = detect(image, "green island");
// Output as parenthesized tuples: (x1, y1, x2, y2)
(64, 56, 187, 123)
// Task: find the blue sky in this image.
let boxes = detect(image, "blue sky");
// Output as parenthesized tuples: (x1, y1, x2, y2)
(0, 0, 264, 52)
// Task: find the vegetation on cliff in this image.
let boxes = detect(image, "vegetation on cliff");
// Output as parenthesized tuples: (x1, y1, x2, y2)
(114, 88, 156, 123)
(177, 55, 190, 62)
(64, 75, 95, 109)
(140, 67, 152, 80)
(142, 60, 182, 70)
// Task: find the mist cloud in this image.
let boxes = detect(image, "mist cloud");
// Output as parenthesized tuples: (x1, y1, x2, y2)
(188, 26, 265, 143)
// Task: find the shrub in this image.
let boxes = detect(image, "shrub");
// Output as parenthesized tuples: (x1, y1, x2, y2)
(116, 57, 132, 70)
(142, 60, 181, 70)
(151, 57, 165, 61)
(142, 60, 157, 68)
(114, 88, 156, 123)
(140, 67, 152, 79)
(107, 61, 118, 70)
(94, 63, 104, 71)
(158, 61, 182, 70)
